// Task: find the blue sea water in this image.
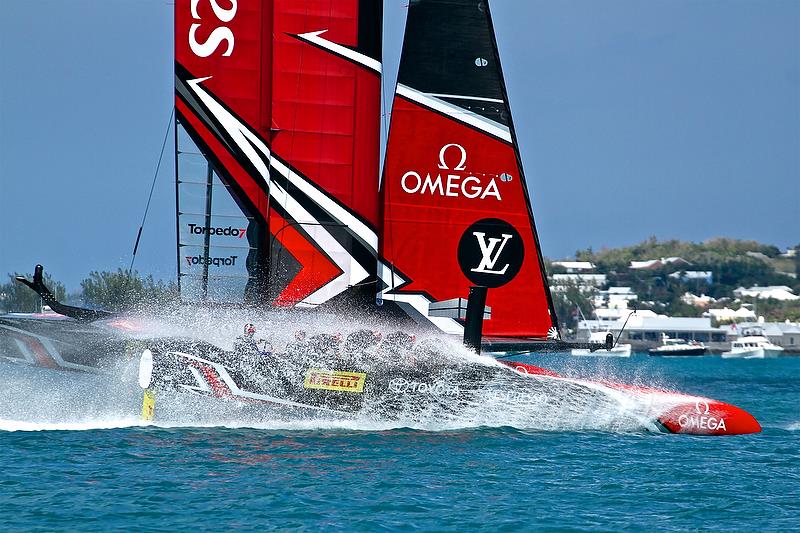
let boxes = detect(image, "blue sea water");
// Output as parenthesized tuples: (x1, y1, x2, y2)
(1, 354, 798, 531)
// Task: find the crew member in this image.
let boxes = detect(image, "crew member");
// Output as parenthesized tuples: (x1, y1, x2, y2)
(343, 329, 382, 357)
(234, 323, 261, 356)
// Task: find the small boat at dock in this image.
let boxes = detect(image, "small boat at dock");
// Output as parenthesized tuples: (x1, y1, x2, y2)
(722, 335, 784, 359)
(572, 332, 631, 357)
(648, 335, 707, 356)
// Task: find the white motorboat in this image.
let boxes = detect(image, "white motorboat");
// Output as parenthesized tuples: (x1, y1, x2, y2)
(648, 335, 707, 356)
(722, 336, 784, 359)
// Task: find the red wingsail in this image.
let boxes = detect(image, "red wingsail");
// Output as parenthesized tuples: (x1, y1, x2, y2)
(378, 0, 557, 338)
(175, 0, 382, 307)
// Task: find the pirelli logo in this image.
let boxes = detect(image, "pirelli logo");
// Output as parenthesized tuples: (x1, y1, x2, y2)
(303, 369, 367, 393)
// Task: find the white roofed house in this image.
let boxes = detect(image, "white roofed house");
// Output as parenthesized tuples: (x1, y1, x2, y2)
(551, 261, 596, 273)
(733, 286, 800, 301)
(550, 273, 607, 293)
(630, 257, 691, 270)
(669, 270, 713, 284)
(682, 292, 716, 308)
(590, 287, 639, 321)
(704, 306, 757, 323)
(549, 260, 604, 294)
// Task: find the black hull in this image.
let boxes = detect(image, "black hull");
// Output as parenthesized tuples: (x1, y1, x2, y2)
(135, 338, 762, 435)
(0, 315, 141, 373)
(141, 339, 631, 422)
(648, 347, 707, 357)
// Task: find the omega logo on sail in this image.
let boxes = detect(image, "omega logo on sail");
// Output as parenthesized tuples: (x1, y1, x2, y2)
(399, 143, 503, 200)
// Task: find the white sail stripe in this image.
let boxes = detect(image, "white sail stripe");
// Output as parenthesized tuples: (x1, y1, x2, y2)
(426, 92, 504, 104)
(377, 261, 406, 293)
(267, 157, 379, 253)
(269, 181, 370, 306)
(267, 180, 369, 305)
(187, 79, 378, 252)
(396, 84, 512, 143)
(187, 78, 375, 307)
(296, 30, 381, 74)
(192, 81, 378, 254)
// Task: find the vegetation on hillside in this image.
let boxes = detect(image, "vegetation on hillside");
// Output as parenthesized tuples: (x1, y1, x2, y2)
(551, 238, 800, 325)
(80, 269, 178, 312)
(4, 239, 798, 324)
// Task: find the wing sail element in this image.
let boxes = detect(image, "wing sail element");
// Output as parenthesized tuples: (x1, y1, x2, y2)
(175, 0, 382, 307)
(378, 0, 558, 338)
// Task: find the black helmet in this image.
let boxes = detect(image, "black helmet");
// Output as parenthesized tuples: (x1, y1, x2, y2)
(244, 323, 256, 335)
(343, 329, 382, 354)
(381, 331, 416, 352)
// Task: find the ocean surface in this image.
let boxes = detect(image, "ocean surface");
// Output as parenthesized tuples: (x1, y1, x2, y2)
(1, 353, 798, 531)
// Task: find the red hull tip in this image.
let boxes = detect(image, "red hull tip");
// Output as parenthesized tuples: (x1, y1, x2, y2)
(657, 400, 762, 436)
(499, 361, 761, 435)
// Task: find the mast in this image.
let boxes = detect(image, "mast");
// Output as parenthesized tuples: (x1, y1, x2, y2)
(201, 161, 214, 300)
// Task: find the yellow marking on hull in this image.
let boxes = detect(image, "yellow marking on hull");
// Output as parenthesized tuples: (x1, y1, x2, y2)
(304, 369, 367, 393)
(141, 389, 155, 421)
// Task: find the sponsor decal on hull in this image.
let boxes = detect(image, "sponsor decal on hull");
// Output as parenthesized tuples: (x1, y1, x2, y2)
(388, 378, 460, 397)
(676, 400, 728, 432)
(304, 369, 367, 393)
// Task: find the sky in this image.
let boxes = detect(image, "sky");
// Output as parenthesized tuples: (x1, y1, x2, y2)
(1, 0, 798, 291)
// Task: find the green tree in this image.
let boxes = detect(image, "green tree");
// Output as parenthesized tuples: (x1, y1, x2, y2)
(549, 280, 595, 334)
(0, 272, 66, 313)
(80, 269, 178, 311)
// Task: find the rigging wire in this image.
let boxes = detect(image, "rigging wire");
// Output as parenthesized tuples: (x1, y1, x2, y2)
(129, 107, 175, 273)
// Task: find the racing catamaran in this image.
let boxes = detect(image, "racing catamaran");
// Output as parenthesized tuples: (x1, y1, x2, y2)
(9, 0, 760, 435)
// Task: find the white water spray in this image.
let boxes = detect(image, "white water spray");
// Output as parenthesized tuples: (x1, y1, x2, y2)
(0, 307, 661, 433)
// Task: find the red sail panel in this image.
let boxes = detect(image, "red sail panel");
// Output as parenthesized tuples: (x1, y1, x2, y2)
(378, 0, 557, 338)
(271, 1, 382, 229)
(175, 0, 382, 307)
(268, 0, 382, 306)
(176, 1, 272, 139)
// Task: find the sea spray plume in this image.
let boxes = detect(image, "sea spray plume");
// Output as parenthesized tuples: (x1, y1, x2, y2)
(0, 305, 751, 434)
(0, 304, 648, 432)
(0, 357, 144, 429)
